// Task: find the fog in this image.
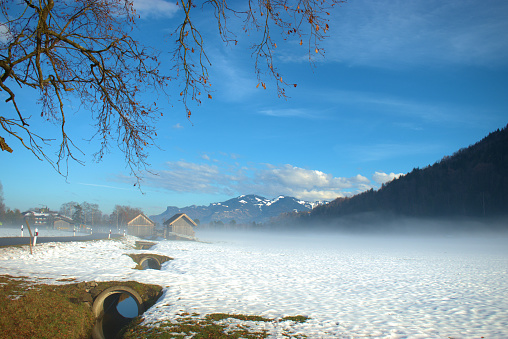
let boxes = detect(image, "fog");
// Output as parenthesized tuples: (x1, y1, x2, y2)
(283, 213, 508, 234)
(1, 217, 507, 338)
(151, 222, 508, 338)
(196, 218, 508, 257)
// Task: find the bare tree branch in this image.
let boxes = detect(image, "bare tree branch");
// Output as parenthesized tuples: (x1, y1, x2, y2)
(1, 0, 343, 186)
(170, 0, 343, 114)
(1, 0, 169, 184)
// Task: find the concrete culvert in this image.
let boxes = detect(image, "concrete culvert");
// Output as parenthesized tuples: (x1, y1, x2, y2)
(127, 253, 173, 270)
(139, 256, 161, 270)
(91, 286, 144, 339)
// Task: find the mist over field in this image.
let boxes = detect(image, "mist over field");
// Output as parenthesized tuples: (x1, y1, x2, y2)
(271, 213, 508, 235)
(197, 220, 508, 255)
(153, 224, 507, 338)
(1, 217, 507, 338)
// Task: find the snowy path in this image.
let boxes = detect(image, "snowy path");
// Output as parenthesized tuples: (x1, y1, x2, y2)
(0, 227, 507, 338)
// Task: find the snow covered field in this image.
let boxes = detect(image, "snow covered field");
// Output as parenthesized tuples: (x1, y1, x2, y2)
(1, 227, 507, 338)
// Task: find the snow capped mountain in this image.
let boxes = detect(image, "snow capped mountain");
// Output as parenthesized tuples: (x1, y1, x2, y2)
(150, 195, 327, 225)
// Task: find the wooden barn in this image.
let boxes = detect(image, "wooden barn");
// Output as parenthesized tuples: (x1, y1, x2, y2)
(53, 215, 75, 230)
(127, 214, 156, 238)
(163, 213, 197, 240)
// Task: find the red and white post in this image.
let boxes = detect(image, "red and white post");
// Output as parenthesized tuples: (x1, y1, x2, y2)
(33, 228, 38, 246)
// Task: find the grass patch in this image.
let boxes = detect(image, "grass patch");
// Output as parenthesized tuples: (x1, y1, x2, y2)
(1, 274, 309, 339)
(0, 275, 94, 339)
(56, 277, 78, 282)
(0, 275, 163, 339)
(281, 315, 310, 323)
(122, 313, 311, 338)
(205, 313, 272, 322)
(122, 315, 269, 339)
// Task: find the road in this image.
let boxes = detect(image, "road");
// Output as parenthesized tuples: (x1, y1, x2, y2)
(0, 233, 122, 247)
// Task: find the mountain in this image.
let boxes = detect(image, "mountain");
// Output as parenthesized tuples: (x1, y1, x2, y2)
(150, 195, 326, 225)
(304, 124, 508, 222)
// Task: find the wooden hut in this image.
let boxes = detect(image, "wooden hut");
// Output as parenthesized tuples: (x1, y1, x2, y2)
(127, 214, 156, 238)
(163, 213, 197, 240)
(53, 215, 75, 230)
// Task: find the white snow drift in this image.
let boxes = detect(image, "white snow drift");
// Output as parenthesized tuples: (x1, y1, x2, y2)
(0, 227, 507, 338)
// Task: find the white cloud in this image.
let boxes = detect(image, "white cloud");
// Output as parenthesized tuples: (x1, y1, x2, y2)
(288, 189, 343, 202)
(258, 109, 312, 118)
(146, 161, 223, 193)
(0, 24, 12, 43)
(247, 165, 374, 200)
(321, 0, 508, 67)
(77, 182, 133, 191)
(133, 0, 179, 19)
(143, 161, 377, 201)
(308, 87, 496, 132)
(372, 171, 404, 185)
(173, 123, 184, 129)
(199, 39, 259, 103)
(260, 165, 331, 188)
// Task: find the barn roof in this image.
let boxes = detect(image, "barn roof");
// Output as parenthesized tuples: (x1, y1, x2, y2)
(54, 215, 75, 224)
(163, 213, 197, 227)
(127, 213, 156, 226)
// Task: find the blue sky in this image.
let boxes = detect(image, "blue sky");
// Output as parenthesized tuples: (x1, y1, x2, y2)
(1, 0, 507, 217)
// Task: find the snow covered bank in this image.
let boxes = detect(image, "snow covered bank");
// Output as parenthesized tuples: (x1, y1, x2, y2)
(0, 228, 507, 338)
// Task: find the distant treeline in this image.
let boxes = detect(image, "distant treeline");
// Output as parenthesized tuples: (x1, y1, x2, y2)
(0, 198, 145, 228)
(294, 124, 508, 223)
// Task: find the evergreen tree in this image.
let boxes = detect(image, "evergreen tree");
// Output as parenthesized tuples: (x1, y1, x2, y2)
(72, 204, 84, 224)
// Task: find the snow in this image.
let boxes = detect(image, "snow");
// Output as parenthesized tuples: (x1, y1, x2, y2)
(266, 196, 285, 206)
(239, 200, 247, 204)
(1, 227, 507, 338)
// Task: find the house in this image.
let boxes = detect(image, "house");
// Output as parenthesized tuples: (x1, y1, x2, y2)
(23, 207, 59, 228)
(127, 214, 156, 238)
(53, 215, 75, 230)
(163, 213, 197, 240)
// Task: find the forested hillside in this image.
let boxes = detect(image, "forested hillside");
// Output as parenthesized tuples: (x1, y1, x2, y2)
(309, 124, 508, 220)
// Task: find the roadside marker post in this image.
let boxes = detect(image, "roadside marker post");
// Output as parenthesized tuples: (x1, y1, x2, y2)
(33, 228, 38, 246)
(24, 218, 34, 254)
(108, 229, 111, 239)
(21, 224, 23, 237)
